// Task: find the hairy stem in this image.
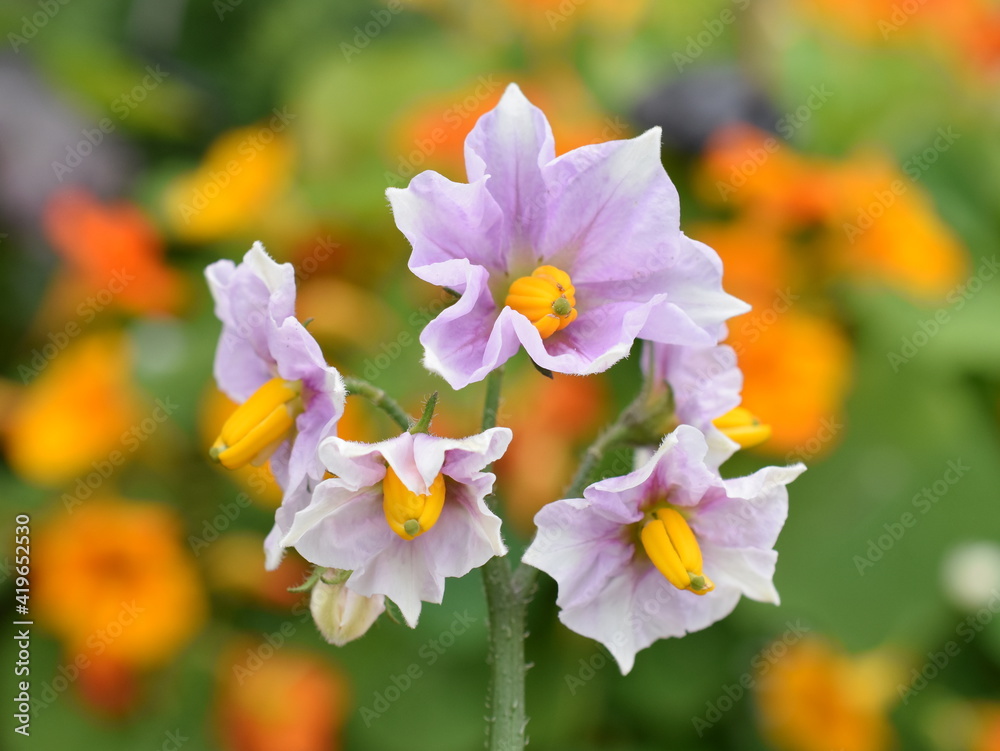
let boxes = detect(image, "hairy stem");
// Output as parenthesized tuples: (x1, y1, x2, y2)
(483, 554, 528, 750)
(564, 416, 636, 499)
(479, 368, 528, 750)
(342, 376, 413, 431)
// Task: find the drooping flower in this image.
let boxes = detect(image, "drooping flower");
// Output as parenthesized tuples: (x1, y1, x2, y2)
(309, 569, 386, 646)
(206, 243, 346, 572)
(387, 83, 747, 389)
(647, 339, 771, 459)
(523, 424, 805, 673)
(690, 218, 854, 456)
(205, 242, 345, 496)
(280, 428, 512, 626)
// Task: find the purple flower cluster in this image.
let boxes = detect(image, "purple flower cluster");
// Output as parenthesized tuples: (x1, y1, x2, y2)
(206, 84, 805, 662)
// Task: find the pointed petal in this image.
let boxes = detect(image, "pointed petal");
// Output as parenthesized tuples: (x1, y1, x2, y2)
(464, 83, 554, 263)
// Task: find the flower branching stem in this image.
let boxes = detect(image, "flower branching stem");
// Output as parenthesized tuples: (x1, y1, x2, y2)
(350, 367, 655, 751)
(343, 376, 413, 431)
(479, 369, 662, 750)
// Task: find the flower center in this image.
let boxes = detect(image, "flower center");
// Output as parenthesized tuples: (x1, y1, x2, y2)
(504, 265, 578, 339)
(712, 406, 772, 449)
(210, 377, 303, 469)
(640, 508, 715, 596)
(382, 466, 446, 541)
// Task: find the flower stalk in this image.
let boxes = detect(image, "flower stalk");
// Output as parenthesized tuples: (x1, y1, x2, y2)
(343, 375, 413, 431)
(478, 367, 530, 751)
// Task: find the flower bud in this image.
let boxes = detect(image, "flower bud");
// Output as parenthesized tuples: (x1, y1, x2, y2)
(309, 570, 385, 647)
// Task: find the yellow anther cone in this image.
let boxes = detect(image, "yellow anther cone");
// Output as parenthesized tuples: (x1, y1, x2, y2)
(382, 466, 446, 540)
(713, 406, 772, 449)
(505, 265, 578, 339)
(212, 377, 302, 469)
(641, 508, 714, 595)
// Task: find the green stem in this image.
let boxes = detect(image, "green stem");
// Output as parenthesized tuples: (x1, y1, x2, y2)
(479, 368, 528, 751)
(409, 391, 438, 434)
(564, 416, 636, 499)
(481, 367, 504, 433)
(510, 393, 650, 615)
(342, 376, 413, 431)
(483, 554, 528, 750)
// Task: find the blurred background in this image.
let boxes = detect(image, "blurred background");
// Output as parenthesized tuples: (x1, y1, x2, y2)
(2, 0, 1000, 749)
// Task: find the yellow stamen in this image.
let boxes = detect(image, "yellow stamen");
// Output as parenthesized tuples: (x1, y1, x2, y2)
(640, 508, 715, 595)
(382, 466, 446, 540)
(504, 265, 578, 339)
(211, 377, 302, 469)
(713, 406, 772, 449)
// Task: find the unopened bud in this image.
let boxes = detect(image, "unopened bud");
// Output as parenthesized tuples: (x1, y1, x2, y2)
(310, 570, 385, 646)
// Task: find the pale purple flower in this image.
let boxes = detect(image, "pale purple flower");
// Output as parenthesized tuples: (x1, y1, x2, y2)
(646, 339, 743, 465)
(523, 425, 805, 674)
(280, 428, 512, 627)
(264, 478, 311, 570)
(387, 83, 748, 389)
(206, 242, 345, 566)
